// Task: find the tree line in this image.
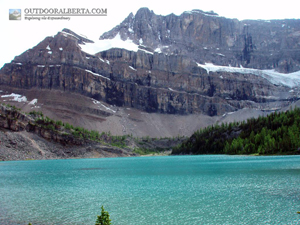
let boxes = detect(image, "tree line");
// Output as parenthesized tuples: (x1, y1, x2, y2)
(172, 107, 300, 155)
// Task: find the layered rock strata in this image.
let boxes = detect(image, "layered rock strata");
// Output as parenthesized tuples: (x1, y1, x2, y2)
(1, 9, 299, 116)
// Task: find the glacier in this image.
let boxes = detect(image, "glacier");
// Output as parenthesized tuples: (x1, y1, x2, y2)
(197, 63, 300, 88)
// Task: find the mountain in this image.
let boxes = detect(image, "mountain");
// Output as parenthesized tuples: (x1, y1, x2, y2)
(0, 8, 300, 138)
(101, 8, 300, 73)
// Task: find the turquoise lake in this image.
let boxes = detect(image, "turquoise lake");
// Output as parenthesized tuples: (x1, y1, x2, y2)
(0, 155, 299, 224)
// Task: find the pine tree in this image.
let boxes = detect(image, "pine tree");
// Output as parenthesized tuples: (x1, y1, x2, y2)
(172, 107, 300, 155)
(95, 206, 111, 225)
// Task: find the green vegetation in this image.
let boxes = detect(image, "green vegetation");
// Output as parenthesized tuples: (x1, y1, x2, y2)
(32, 112, 130, 146)
(27, 206, 112, 225)
(29, 110, 44, 117)
(0, 104, 184, 155)
(1, 103, 21, 111)
(133, 147, 160, 155)
(172, 107, 300, 155)
(133, 135, 185, 155)
(27, 109, 126, 144)
(64, 122, 74, 130)
(27, 109, 183, 153)
(95, 206, 112, 225)
(110, 135, 127, 148)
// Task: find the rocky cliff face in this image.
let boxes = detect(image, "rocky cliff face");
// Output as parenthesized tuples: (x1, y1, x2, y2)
(101, 8, 300, 73)
(0, 8, 299, 116)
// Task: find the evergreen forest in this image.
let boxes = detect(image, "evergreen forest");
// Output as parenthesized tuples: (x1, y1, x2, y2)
(172, 107, 300, 155)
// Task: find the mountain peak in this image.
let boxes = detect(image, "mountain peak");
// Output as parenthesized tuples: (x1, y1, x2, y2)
(61, 28, 94, 44)
(98, 7, 300, 73)
(135, 7, 154, 17)
(1, 7, 300, 120)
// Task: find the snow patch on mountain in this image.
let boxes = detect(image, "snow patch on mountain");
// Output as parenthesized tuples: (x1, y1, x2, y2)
(29, 99, 38, 105)
(129, 66, 136, 71)
(183, 9, 220, 17)
(128, 28, 134, 33)
(197, 63, 300, 88)
(60, 31, 80, 40)
(1, 93, 27, 102)
(154, 48, 162, 53)
(85, 69, 110, 80)
(138, 49, 153, 55)
(92, 99, 116, 113)
(79, 32, 139, 55)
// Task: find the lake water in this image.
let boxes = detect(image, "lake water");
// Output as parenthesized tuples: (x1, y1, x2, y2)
(0, 155, 299, 225)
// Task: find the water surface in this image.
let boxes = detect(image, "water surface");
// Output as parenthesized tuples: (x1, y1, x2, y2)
(0, 155, 299, 224)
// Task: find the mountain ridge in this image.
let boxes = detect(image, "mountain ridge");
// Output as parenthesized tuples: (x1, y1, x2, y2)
(100, 7, 300, 73)
(0, 7, 300, 120)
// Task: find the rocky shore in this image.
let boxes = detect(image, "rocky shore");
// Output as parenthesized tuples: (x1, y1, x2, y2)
(0, 104, 136, 161)
(0, 129, 135, 161)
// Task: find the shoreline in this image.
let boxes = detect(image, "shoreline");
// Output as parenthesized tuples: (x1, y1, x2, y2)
(2, 152, 299, 163)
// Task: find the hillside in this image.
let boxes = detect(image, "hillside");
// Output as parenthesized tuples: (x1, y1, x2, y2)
(0, 103, 184, 161)
(172, 105, 300, 155)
